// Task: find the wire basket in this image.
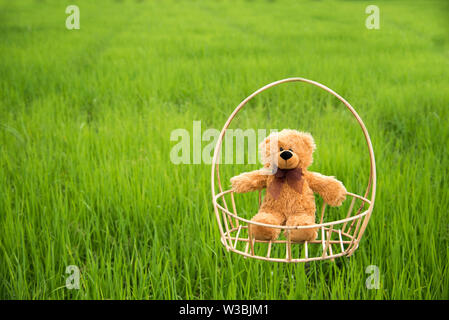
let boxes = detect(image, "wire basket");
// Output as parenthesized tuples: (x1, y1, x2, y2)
(211, 78, 376, 262)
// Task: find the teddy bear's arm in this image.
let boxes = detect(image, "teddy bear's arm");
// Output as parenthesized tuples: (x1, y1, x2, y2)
(230, 170, 268, 193)
(305, 171, 347, 206)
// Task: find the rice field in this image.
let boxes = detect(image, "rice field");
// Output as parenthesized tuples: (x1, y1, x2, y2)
(0, 0, 448, 299)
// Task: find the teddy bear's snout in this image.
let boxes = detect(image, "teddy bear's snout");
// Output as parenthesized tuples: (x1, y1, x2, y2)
(280, 150, 293, 160)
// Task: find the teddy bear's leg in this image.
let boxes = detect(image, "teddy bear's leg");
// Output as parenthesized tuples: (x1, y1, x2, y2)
(249, 211, 284, 241)
(286, 214, 317, 242)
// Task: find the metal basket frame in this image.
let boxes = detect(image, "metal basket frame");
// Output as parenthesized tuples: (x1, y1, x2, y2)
(211, 78, 376, 262)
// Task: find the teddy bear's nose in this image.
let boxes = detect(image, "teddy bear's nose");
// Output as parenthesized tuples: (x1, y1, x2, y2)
(280, 151, 293, 160)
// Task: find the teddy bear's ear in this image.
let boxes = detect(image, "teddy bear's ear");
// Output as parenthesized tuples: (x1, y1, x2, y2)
(300, 132, 316, 153)
(259, 133, 280, 164)
(258, 136, 270, 165)
(258, 132, 276, 151)
(259, 136, 270, 150)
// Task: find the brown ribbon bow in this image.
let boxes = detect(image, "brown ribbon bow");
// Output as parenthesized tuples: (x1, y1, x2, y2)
(268, 167, 304, 200)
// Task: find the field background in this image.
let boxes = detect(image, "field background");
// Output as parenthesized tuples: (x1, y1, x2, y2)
(1, 0, 448, 299)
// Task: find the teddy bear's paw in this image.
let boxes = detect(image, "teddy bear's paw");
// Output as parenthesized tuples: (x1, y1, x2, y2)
(289, 228, 317, 242)
(250, 212, 283, 240)
(230, 175, 253, 193)
(324, 180, 347, 207)
(250, 225, 280, 241)
(326, 193, 346, 207)
(286, 215, 317, 242)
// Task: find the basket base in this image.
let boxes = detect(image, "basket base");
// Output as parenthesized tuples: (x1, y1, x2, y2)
(220, 225, 359, 263)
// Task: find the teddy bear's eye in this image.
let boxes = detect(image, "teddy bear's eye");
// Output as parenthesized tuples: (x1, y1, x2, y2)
(279, 147, 284, 152)
(289, 148, 293, 152)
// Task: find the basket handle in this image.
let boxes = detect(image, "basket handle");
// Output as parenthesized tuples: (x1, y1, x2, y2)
(211, 78, 376, 242)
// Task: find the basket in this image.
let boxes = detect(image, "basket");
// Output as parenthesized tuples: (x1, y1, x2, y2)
(211, 78, 376, 262)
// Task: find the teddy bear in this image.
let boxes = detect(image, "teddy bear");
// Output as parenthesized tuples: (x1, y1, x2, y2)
(230, 129, 347, 242)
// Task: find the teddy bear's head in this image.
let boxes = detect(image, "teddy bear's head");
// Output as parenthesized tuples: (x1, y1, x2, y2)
(260, 129, 316, 170)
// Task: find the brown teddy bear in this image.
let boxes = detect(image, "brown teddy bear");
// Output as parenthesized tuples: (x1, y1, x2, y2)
(230, 129, 347, 242)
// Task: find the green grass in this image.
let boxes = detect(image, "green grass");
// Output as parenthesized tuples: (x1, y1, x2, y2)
(1, 0, 448, 299)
